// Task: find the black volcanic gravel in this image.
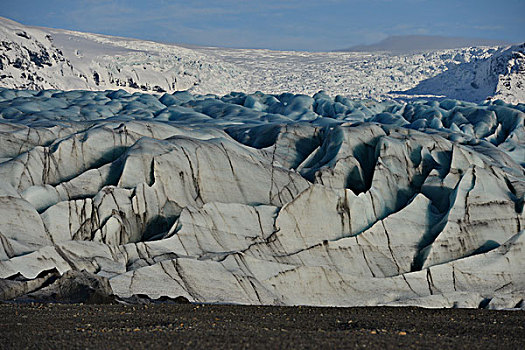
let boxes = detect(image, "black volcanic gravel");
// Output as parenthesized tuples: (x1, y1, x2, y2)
(0, 303, 524, 349)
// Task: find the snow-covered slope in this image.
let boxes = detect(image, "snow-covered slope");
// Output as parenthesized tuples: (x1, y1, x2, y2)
(0, 88, 523, 308)
(1, 17, 524, 103)
(400, 44, 525, 104)
(0, 17, 242, 94)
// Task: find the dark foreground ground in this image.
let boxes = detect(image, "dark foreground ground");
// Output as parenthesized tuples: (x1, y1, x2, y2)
(0, 303, 524, 349)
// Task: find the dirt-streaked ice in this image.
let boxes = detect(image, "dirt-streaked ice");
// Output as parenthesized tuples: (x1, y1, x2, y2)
(0, 87, 523, 309)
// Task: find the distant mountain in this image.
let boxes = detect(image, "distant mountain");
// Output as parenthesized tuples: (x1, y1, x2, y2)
(339, 35, 511, 53)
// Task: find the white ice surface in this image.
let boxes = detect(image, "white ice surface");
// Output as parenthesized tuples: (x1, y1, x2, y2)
(1, 17, 524, 104)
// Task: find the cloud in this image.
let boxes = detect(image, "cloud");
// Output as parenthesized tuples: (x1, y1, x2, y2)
(472, 25, 504, 31)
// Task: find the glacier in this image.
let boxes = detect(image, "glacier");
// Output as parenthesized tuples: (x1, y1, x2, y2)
(0, 87, 523, 309)
(1, 16, 524, 104)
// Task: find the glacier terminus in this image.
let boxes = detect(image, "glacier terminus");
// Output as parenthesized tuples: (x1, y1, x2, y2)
(0, 17, 524, 309)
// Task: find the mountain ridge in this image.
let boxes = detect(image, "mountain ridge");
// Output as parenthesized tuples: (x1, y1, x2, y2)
(339, 35, 511, 53)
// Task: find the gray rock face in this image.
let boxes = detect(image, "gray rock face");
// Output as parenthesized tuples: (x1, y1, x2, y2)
(0, 88, 524, 308)
(4, 269, 115, 304)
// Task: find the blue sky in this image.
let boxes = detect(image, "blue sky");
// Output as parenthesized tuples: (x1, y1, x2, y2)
(1, 0, 524, 51)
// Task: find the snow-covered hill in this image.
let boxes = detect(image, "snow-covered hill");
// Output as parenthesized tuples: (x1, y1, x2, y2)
(1, 17, 524, 103)
(399, 44, 525, 104)
(0, 17, 242, 94)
